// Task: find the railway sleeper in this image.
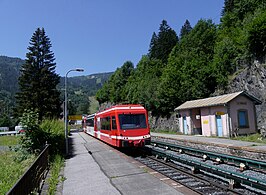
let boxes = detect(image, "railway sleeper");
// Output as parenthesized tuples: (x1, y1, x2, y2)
(185, 181, 205, 187)
(172, 175, 188, 180)
(160, 170, 176, 174)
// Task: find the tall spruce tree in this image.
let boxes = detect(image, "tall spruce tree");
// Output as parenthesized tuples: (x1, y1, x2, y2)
(16, 28, 61, 121)
(148, 20, 178, 63)
(180, 20, 192, 38)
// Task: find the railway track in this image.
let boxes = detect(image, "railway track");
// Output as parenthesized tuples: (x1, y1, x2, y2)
(151, 140, 266, 171)
(136, 155, 240, 195)
(132, 142, 266, 195)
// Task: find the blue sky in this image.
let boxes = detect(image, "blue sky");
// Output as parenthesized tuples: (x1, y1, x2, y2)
(0, 0, 224, 76)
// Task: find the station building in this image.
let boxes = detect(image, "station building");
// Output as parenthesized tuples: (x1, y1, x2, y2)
(174, 91, 261, 137)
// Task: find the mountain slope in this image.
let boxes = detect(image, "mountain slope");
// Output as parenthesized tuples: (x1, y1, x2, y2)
(0, 56, 24, 95)
(0, 56, 112, 115)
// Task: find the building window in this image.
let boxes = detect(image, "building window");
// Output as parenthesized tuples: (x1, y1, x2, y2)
(238, 110, 249, 128)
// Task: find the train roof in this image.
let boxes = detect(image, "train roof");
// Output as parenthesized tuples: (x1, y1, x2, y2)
(97, 104, 146, 115)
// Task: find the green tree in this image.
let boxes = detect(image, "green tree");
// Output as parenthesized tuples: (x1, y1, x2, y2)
(124, 56, 163, 115)
(214, 0, 266, 90)
(16, 28, 61, 121)
(109, 61, 134, 103)
(148, 20, 178, 63)
(0, 114, 12, 127)
(180, 19, 192, 38)
(246, 9, 266, 61)
(96, 81, 110, 104)
(158, 19, 217, 115)
(96, 61, 134, 104)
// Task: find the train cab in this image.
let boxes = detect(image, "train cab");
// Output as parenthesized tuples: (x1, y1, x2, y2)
(87, 104, 150, 147)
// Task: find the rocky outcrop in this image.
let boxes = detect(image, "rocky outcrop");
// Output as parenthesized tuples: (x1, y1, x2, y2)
(149, 114, 179, 132)
(226, 62, 266, 136)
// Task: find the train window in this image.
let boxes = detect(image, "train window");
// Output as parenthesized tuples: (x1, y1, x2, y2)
(112, 116, 117, 130)
(97, 117, 101, 131)
(118, 114, 147, 130)
(86, 118, 94, 127)
(101, 117, 111, 130)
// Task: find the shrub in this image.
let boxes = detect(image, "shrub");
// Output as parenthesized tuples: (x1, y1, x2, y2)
(20, 109, 47, 154)
(40, 119, 65, 155)
(19, 109, 65, 155)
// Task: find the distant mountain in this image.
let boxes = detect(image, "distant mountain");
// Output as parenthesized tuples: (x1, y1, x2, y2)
(0, 55, 112, 115)
(59, 72, 113, 96)
(0, 56, 24, 95)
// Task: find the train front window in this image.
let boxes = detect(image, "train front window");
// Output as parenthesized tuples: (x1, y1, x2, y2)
(118, 114, 147, 130)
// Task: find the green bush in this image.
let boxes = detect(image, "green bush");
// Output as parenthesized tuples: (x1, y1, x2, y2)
(40, 119, 65, 155)
(19, 109, 65, 155)
(20, 110, 47, 154)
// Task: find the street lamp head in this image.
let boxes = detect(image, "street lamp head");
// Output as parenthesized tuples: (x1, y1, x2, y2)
(75, 68, 84, 72)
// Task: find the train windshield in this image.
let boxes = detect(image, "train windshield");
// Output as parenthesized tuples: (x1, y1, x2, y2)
(118, 114, 147, 130)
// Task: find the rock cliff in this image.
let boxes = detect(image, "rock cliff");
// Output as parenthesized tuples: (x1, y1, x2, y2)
(226, 62, 266, 136)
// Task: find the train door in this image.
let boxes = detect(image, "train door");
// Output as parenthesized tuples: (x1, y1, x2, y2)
(111, 116, 118, 146)
(96, 117, 101, 138)
(183, 116, 188, 135)
(216, 115, 223, 137)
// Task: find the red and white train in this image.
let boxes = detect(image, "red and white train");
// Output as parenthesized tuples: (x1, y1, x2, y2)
(83, 104, 151, 147)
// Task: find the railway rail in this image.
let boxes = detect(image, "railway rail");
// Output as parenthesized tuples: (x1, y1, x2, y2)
(136, 156, 240, 195)
(132, 142, 266, 194)
(151, 140, 266, 171)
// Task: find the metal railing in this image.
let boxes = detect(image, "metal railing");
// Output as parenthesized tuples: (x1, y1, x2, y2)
(6, 144, 50, 195)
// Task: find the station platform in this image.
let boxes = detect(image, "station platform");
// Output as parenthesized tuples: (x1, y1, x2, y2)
(151, 132, 266, 154)
(62, 131, 193, 195)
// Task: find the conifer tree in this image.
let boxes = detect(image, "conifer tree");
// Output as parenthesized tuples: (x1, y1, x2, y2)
(148, 20, 178, 63)
(180, 20, 192, 38)
(16, 28, 61, 121)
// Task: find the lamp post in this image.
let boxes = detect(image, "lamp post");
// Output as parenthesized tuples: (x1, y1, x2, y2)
(65, 68, 84, 155)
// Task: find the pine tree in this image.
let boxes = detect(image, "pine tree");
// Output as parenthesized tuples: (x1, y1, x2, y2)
(148, 20, 178, 63)
(148, 32, 158, 58)
(180, 20, 192, 38)
(16, 28, 61, 121)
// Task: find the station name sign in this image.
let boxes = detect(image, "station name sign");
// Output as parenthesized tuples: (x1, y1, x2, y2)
(68, 115, 82, 120)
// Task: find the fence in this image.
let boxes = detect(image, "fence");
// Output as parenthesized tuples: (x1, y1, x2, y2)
(6, 145, 50, 195)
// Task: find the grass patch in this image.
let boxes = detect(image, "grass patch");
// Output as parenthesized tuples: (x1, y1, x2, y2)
(48, 155, 64, 195)
(232, 133, 266, 144)
(0, 151, 35, 194)
(0, 136, 20, 146)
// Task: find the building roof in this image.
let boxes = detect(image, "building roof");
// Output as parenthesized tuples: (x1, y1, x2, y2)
(174, 91, 262, 111)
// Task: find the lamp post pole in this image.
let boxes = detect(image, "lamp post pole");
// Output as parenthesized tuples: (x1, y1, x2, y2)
(65, 68, 84, 155)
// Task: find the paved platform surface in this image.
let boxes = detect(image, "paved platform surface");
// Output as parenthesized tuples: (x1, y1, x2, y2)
(151, 132, 266, 152)
(62, 131, 188, 195)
